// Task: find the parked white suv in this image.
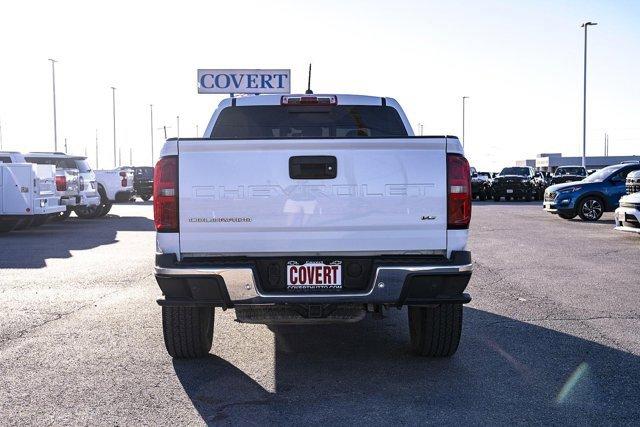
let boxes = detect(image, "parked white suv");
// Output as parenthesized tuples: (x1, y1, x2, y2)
(614, 170, 640, 234)
(154, 94, 473, 359)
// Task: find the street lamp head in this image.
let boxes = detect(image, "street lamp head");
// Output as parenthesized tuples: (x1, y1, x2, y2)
(581, 22, 598, 27)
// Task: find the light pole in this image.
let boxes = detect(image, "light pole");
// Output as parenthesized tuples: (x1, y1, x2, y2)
(48, 58, 58, 151)
(581, 21, 597, 168)
(196, 124, 199, 137)
(129, 147, 132, 166)
(111, 86, 117, 168)
(462, 96, 469, 147)
(150, 104, 154, 166)
(176, 115, 180, 138)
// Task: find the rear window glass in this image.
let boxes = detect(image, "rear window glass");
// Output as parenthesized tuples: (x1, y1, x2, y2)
(0, 156, 12, 163)
(556, 167, 585, 176)
(499, 167, 530, 176)
(25, 157, 91, 172)
(135, 167, 154, 178)
(211, 105, 408, 138)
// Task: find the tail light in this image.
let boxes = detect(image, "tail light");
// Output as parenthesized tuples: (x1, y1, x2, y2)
(56, 175, 67, 191)
(119, 171, 128, 187)
(447, 153, 472, 229)
(153, 156, 178, 232)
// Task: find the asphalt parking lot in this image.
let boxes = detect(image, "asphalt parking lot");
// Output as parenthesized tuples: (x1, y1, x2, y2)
(1, 202, 639, 425)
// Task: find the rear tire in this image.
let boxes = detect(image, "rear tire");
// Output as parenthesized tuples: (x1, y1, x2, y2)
(98, 203, 112, 217)
(493, 195, 500, 202)
(0, 219, 19, 233)
(408, 304, 463, 357)
(75, 205, 102, 219)
(141, 194, 152, 201)
(51, 209, 72, 222)
(13, 218, 34, 230)
(162, 306, 214, 359)
(30, 215, 49, 227)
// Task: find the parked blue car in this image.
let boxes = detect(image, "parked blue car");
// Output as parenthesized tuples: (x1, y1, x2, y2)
(543, 162, 640, 221)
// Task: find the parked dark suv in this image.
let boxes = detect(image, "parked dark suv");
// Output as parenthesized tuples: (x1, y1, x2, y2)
(490, 166, 538, 201)
(121, 166, 154, 201)
(550, 166, 587, 185)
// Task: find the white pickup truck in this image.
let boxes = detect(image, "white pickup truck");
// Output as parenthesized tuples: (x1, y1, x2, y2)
(24, 152, 101, 220)
(154, 94, 473, 359)
(0, 153, 66, 232)
(75, 167, 136, 218)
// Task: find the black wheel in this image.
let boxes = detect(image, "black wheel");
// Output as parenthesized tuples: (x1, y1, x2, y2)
(98, 203, 112, 217)
(75, 205, 102, 219)
(578, 197, 604, 221)
(162, 306, 214, 359)
(13, 218, 34, 230)
(408, 304, 463, 357)
(493, 195, 500, 202)
(558, 212, 577, 220)
(141, 194, 151, 201)
(479, 191, 487, 201)
(51, 209, 72, 222)
(505, 196, 512, 201)
(30, 215, 49, 227)
(0, 219, 19, 233)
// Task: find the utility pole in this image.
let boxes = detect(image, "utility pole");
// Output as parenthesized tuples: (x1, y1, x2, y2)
(581, 22, 598, 168)
(95, 129, 99, 169)
(129, 147, 132, 166)
(196, 124, 199, 137)
(0, 119, 3, 150)
(462, 96, 469, 147)
(111, 86, 117, 168)
(176, 115, 180, 138)
(150, 104, 154, 166)
(48, 58, 58, 151)
(64, 137, 68, 153)
(118, 147, 121, 167)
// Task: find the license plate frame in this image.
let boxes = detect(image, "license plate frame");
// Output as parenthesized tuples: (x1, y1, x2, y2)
(286, 261, 342, 290)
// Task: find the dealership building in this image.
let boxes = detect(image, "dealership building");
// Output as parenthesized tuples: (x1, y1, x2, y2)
(516, 153, 640, 172)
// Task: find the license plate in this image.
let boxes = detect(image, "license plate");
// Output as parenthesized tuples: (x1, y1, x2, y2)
(287, 261, 342, 289)
(506, 189, 514, 194)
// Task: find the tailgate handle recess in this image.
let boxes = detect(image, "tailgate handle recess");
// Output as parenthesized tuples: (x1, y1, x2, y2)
(289, 156, 337, 180)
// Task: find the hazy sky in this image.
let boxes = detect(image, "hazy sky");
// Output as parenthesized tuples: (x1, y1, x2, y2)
(0, 0, 638, 170)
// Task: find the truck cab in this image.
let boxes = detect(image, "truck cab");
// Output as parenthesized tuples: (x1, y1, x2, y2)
(154, 94, 473, 359)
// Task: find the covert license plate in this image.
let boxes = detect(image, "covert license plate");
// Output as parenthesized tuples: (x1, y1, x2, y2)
(287, 261, 342, 289)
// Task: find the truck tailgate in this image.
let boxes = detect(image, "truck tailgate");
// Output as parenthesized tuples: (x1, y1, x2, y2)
(178, 138, 447, 255)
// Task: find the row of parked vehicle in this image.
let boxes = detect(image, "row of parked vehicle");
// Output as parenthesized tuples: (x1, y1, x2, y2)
(470, 165, 595, 202)
(470, 161, 640, 231)
(0, 151, 154, 233)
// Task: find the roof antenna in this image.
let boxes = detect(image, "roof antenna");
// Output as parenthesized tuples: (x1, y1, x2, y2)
(305, 63, 313, 94)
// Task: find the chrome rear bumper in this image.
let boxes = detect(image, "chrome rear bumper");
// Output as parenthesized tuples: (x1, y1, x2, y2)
(154, 252, 473, 307)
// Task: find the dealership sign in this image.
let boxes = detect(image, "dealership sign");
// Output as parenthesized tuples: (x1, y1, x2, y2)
(197, 69, 291, 94)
